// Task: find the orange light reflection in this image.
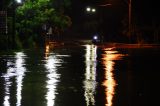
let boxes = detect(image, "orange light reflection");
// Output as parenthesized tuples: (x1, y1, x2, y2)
(101, 48, 125, 106)
(45, 44, 50, 59)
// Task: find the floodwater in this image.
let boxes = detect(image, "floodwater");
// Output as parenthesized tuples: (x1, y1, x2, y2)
(0, 44, 160, 106)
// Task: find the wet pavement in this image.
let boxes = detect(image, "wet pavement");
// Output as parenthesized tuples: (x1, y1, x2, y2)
(0, 43, 160, 106)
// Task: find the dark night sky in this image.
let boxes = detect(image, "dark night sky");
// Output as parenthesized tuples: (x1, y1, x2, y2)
(1, 0, 159, 38)
(69, 0, 160, 25)
(67, 0, 160, 39)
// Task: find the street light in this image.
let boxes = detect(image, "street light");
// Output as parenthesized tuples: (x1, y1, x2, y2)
(85, 5, 111, 43)
(16, 0, 22, 4)
(86, 7, 96, 13)
(91, 8, 96, 12)
(86, 7, 91, 12)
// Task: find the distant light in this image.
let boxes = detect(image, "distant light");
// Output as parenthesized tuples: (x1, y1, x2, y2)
(86, 7, 91, 12)
(16, 0, 22, 3)
(86, 6, 96, 13)
(93, 36, 98, 40)
(92, 8, 96, 12)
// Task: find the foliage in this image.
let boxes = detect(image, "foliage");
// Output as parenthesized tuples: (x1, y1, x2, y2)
(15, 0, 71, 47)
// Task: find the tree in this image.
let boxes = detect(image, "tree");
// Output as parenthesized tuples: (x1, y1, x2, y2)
(16, 0, 71, 47)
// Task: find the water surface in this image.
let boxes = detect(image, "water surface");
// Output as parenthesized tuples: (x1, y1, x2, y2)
(0, 45, 160, 106)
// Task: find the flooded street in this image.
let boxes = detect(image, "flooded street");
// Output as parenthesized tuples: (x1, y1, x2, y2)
(0, 44, 160, 106)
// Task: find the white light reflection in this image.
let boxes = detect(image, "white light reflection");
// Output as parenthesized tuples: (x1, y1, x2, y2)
(3, 77, 10, 106)
(15, 52, 26, 106)
(45, 53, 65, 106)
(84, 45, 97, 106)
(101, 48, 124, 106)
(45, 55, 59, 106)
(2, 52, 26, 106)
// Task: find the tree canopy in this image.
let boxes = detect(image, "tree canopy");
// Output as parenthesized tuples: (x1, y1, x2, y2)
(15, 0, 71, 47)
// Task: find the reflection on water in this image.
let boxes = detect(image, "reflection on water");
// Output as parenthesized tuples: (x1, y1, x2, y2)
(2, 52, 26, 106)
(44, 45, 70, 106)
(84, 45, 97, 106)
(101, 48, 124, 106)
(45, 45, 60, 106)
(44, 54, 60, 106)
(45, 44, 50, 55)
(1, 45, 157, 106)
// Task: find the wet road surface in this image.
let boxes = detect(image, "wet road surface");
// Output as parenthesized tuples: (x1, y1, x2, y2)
(0, 44, 160, 106)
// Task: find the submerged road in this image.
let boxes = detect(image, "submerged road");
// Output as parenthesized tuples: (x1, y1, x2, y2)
(0, 42, 160, 106)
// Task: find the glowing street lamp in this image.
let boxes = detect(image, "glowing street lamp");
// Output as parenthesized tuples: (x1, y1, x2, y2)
(86, 7, 91, 12)
(86, 7, 96, 13)
(92, 8, 96, 12)
(16, 0, 22, 4)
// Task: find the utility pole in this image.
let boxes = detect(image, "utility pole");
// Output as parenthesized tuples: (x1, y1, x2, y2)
(128, 0, 132, 43)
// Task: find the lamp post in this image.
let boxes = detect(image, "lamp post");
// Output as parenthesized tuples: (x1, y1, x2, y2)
(100, 1, 132, 43)
(128, 0, 132, 43)
(122, 0, 132, 42)
(85, 4, 112, 43)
